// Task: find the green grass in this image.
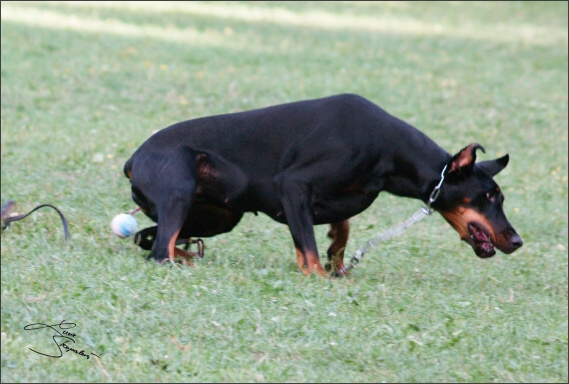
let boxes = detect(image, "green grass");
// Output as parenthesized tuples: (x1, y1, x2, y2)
(1, 1, 567, 382)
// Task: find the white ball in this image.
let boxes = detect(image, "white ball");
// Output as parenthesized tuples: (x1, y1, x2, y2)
(110, 213, 138, 238)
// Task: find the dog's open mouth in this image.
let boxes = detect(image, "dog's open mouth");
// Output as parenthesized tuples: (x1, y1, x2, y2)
(468, 222, 495, 258)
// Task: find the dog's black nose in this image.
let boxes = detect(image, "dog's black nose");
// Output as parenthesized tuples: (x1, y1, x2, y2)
(511, 233, 523, 250)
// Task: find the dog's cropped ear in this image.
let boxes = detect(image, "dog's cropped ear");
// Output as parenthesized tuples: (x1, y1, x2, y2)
(477, 154, 509, 177)
(447, 143, 486, 177)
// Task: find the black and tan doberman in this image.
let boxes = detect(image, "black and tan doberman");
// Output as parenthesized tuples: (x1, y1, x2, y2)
(123, 94, 523, 275)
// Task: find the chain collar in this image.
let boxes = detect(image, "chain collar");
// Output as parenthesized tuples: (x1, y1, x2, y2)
(421, 163, 448, 215)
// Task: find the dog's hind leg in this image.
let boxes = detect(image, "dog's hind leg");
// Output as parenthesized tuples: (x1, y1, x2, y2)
(129, 149, 197, 264)
(134, 226, 158, 251)
(141, 181, 196, 264)
(326, 220, 350, 275)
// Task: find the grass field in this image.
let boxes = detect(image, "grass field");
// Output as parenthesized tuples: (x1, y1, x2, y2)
(1, 1, 567, 382)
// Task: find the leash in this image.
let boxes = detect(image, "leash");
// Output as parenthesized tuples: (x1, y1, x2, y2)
(336, 164, 448, 276)
(1, 200, 70, 243)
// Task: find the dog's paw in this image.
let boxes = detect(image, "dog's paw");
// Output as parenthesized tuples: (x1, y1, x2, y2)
(325, 263, 350, 278)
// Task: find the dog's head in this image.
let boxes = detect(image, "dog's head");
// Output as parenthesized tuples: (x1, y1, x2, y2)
(433, 144, 523, 258)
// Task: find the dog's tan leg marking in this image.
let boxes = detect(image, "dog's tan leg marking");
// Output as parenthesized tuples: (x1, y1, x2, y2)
(163, 230, 195, 266)
(327, 220, 350, 274)
(295, 247, 310, 276)
(162, 229, 181, 265)
(306, 250, 327, 277)
(295, 246, 327, 277)
(174, 247, 195, 267)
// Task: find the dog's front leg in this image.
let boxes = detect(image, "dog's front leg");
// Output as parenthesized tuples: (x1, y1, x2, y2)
(275, 178, 327, 277)
(326, 220, 350, 276)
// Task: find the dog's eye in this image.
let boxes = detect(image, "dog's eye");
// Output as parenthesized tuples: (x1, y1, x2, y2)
(486, 188, 503, 204)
